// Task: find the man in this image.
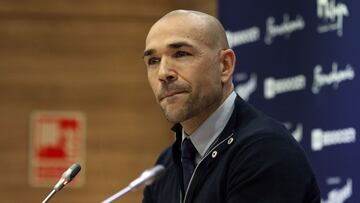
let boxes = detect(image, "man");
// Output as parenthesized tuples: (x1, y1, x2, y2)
(142, 10, 320, 203)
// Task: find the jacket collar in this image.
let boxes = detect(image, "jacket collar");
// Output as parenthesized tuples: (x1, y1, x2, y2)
(170, 94, 250, 160)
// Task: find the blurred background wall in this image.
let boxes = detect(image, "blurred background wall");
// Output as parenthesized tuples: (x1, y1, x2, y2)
(0, 0, 216, 202)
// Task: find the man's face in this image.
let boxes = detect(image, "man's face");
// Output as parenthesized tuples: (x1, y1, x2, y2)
(144, 15, 223, 124)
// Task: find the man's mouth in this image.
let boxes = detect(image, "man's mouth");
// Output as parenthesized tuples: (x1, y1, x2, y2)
(159, 91, 187, 101)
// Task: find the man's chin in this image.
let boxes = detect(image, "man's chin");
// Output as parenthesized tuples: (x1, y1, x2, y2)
(162, 110, 187, 124)
(160, 98, 191, 123)
(163, 113, 181, 123)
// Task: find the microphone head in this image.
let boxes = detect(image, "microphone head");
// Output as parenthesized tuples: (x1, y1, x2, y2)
(101, 165, 165, 203)
(53, 163, 81, 192)
(143, 165, 166, 186)
(129, 165, 166, 189)
(62, 163, 81, 182)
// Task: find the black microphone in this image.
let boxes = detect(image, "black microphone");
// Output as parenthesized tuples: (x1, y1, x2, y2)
(42, 163, 81, 203)
(102, 165, 166, 203)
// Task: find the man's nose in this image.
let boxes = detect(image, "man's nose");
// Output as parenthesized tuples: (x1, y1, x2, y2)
(158, 58, 177, 83)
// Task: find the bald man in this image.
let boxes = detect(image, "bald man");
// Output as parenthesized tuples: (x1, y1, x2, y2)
(142, 10, 320, 203)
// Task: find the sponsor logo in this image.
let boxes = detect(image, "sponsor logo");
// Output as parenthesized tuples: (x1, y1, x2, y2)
(311, 127, 356, 151)
(326, 177, 342, 185)
(284, 122, 303, 142)
(264, 74, 306, 99)
(322, 178, 352, 203)
(317, 0, 349, 36)
(226, 27, 260, 48)
(312, 62, 355, 94)
(265, 13, 305, 45)
(234, 73, 257, 101)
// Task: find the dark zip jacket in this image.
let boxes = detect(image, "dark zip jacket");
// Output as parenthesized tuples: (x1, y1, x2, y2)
(143, 96, 320, 203)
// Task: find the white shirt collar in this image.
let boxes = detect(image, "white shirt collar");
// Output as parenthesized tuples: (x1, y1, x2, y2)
(182, 91, 237, 160)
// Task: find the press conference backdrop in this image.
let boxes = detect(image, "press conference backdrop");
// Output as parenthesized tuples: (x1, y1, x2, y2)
(219, 0, 359, 202)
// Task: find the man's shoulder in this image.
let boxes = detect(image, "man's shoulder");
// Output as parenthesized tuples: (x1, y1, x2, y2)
(233, 96, 295, 144)
(229, 97, 309, 166)
(237, 114, 293, 140)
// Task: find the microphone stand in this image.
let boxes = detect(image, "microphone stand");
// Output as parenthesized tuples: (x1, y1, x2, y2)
(42, 190, 56, 203)
(41, 163, 81, 203)
(101, 186, 132, 203)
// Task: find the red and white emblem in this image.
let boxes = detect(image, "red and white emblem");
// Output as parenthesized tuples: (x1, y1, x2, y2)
(29, 111, 85, 187)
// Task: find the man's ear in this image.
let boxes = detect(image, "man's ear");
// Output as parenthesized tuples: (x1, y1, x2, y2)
(220, 49, 236, 83)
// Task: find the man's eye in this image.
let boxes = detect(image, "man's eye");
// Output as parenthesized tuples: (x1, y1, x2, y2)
(175, 51, 191, 57)
(148, 57, 160, 65)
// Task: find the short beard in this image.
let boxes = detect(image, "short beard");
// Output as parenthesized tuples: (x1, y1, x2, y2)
(161, 95, 195, 123)
(161, 89, 222, 124)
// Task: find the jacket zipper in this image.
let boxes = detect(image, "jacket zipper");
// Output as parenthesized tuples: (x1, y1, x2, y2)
(181, 133, 234, 203)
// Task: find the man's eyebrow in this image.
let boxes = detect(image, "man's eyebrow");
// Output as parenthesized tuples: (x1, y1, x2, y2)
(143, 49, 155, 57)
(168, 42, 194, 49)
(143, 42, 194, 58)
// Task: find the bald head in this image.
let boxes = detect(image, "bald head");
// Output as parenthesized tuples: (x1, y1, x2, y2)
(147, 10, 230, 50)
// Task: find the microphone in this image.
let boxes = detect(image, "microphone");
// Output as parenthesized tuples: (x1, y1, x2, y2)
(102, 165, 166, 203)
(42, 163, 81, 203)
